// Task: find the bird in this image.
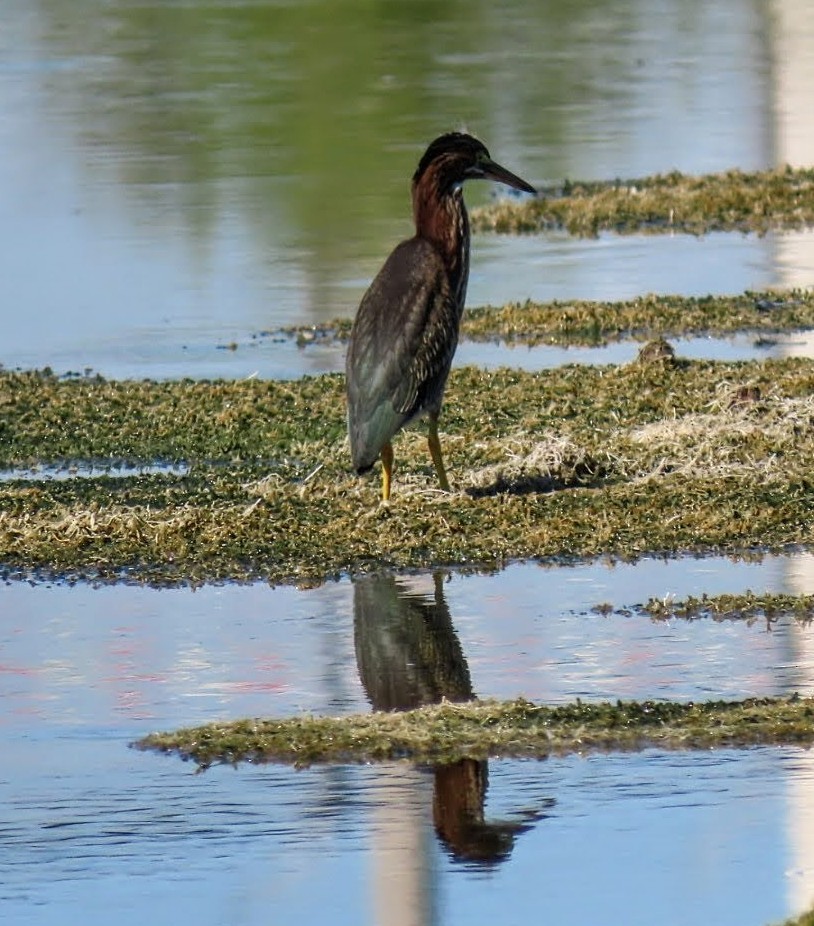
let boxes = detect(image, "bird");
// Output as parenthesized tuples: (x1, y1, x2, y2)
(345, 132, 536, 501)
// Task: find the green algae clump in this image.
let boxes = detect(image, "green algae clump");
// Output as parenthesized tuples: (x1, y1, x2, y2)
(135, 695, 814, 768)
(3, 354, 814, 585)
(471, 166, 814, 237)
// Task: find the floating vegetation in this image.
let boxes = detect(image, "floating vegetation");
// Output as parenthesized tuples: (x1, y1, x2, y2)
(642, 591, 814, 625)
(470, 166, 814, 236)
(279, 288, 814, 349)
(134, 694, 814, 768)
(2, 355, 814, 585)
(591, 591, 814, 627)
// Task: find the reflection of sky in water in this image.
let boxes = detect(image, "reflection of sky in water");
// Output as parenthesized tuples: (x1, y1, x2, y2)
(0, 740, 806, 926)
(2, 560, 814, 925)
(0, 226, 799, 380)
(456, 331, 776, 372)
(0, 462, 190, 482)
(469, 229, 775, 309)
(2, 554, 814, 734)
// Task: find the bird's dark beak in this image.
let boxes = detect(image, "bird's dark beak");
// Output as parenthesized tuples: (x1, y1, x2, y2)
(474, 157, 537, 195)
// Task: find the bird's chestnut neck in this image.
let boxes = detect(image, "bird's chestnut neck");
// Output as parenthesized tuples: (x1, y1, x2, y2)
(412, 174, 468, 265)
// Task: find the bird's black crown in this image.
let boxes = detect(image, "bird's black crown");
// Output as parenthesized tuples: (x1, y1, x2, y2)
(413, 132, 490, 186)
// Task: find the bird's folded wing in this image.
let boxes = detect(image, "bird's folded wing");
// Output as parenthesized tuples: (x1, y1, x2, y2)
(349, 237, 457, 418)
(346, 238, 459, 470)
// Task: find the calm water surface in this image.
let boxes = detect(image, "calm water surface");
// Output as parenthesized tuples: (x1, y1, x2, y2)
(2, 743, 811, 926)
(4, 557, 814, 924)
(3, 2, 814, 924)
(1, 0, 805, 379)
(3, 555, 814, 728)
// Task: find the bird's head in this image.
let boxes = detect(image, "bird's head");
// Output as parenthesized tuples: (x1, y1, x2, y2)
(412, 132, 536, 197)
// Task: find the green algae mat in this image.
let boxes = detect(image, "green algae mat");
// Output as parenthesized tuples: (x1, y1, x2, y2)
(286, 288, 814, 349)
(135, 695, 814, 768)
(2, 345, 814, 585)
(470, 165, 814, 236)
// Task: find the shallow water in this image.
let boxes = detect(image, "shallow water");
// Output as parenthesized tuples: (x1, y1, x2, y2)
(4, 554, 814, 731)
(0, 0, 794, 381)
(0, 462, 190, 483)
(3, 556, 814, 924)
(2, 743, 812, 926)
(2, 227, 804, 381)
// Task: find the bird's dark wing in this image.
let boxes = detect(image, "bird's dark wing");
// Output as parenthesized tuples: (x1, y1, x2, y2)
(346, 237, 459, 472)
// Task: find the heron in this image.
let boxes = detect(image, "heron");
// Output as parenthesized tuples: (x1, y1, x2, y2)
(346, 132, 536, 501)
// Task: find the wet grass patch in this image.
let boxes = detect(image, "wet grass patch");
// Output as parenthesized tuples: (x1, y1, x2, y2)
(280, 288, 814, 350)
(2, 356, 814, 584)
(470, 166, 814, 236)
(462, 289, 814, 347)
(134, 694, 814, 767)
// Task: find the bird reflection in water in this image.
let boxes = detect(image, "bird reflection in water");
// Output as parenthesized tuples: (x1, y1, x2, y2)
(353, 571, 547, 865)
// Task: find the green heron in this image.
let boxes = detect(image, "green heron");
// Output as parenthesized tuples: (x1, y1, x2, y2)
(346, 132, 536, 501)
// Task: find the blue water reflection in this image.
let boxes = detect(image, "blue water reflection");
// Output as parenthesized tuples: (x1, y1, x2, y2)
(3, 556, 814, 923)
(3, 555, 814, 735)
(0, 736, 808, 925)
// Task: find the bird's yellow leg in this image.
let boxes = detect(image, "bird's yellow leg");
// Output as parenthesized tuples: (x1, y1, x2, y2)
(427, 414, 451, 492)
(380, 441, 394, 502)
